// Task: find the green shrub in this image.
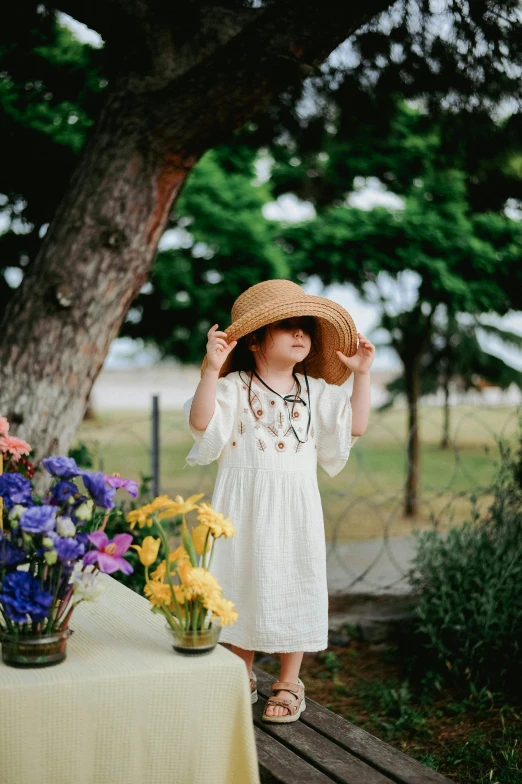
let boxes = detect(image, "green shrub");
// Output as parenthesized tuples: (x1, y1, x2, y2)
(406, 416, 522, 694)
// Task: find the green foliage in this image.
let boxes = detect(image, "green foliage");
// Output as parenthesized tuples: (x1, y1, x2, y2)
(406, 415, 522, 694)
(357, 678, 431, 740)
(284, 103, 522, 314)
(68, 441, 94, 469)
(0, 11, 106, 317)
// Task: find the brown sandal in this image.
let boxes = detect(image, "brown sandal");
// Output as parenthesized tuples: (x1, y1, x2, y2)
(250, 671, 258, 704)
(261, 678, 306, 723)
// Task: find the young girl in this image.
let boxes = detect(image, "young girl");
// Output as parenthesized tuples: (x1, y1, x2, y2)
(183, 279, 374, 723)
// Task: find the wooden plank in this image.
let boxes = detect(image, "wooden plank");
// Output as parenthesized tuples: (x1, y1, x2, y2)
(254, 726, 335, 784)
(253, 695, 395, 784)
(254, 667, 451, 784)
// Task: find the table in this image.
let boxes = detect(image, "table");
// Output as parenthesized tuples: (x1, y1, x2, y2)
(0, 574, 260, 784)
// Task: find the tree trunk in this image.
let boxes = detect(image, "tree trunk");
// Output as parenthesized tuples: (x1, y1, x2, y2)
(0, 0, 393, 468)
(440, 377, 451, 449)
(404, 358, 421, 517)
(0, 88, 197, 466)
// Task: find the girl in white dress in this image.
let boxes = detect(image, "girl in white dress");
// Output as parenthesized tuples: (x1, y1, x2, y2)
(184, 280, 374, 723)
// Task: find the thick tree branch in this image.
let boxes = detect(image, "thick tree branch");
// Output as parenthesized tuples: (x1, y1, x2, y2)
(144, 0, 393, 153)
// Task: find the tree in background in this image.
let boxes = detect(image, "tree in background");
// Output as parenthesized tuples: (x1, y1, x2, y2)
(1, 2, 522, 464)
(378, 310, 522, 449)
(281, 101, 522, 516)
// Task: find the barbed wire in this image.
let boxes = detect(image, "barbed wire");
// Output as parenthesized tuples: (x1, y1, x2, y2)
(75, 400, 520, 595)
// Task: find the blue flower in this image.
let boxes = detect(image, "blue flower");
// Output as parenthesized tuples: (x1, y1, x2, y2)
(0, 571, 53, 623)
(19, 505, 57, 535)
(46, 480, 78, 506)
(41, 456, 81, 480)
(82, 472, 116, 510)
(53, 535, 85, 564)
(0, 541, 26, 568)
(0, 473, 34, 510)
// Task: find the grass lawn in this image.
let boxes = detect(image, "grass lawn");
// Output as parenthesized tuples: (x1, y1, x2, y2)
(257, 637, 522, 783)
(75, 404, 520, 541)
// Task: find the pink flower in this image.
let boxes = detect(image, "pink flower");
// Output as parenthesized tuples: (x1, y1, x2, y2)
(83, 532, 134, 575)
(0, 417, 9, 436)
(105, 474, 139, 498)
(0, 435, 32, 461)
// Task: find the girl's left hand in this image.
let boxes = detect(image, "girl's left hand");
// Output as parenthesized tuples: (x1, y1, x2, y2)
(336, 333, 375, 374)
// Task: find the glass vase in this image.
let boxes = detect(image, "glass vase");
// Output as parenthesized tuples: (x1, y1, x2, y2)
(0, 629, 73, 668)
(167, 623, 221, 655)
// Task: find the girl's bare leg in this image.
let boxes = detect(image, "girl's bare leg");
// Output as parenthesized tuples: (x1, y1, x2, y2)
(264, 651, 304, 717)
(230, 645, 255, 676)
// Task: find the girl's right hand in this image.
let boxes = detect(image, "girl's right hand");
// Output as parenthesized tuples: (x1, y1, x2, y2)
(206, 324, 237, 372)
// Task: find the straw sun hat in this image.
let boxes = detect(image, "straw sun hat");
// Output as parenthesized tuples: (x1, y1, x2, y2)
(200, 279, 358, 386)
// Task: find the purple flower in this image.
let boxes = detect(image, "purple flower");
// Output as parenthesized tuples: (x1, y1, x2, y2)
(75, 531, 90, 549)
(53, 535, 85, 564)
(0, 571, 53, 623)
(47, 480, 78, 506)
(41, 456, 81, 480)
(83, 532, 133, 575)
(0, 541, 26, 568)
(105, 474, 139, 498)
(19, 505, 57, 535)
(0, 473, 34, 510)
(82, 472, 116, 510)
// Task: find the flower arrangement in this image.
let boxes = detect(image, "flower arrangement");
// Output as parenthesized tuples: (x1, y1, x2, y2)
(0, 416, 137, 650)
(127, 493, 238, 644)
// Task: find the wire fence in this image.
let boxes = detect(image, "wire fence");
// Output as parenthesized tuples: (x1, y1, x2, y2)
(74, 396, 521, 595)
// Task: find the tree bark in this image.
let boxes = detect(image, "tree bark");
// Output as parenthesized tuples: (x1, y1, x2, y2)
(0, 87, 195, 465)
(404, 357, 421, 517)
(0, 0, 393, 465)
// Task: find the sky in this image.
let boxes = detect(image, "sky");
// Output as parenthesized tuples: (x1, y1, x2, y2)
(7, 12, 522, 375)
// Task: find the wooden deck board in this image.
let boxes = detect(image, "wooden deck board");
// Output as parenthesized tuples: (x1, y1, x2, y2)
(254, 726, 335, 784)
(253, 666, 452, 784)
(253, 694, 397, 784)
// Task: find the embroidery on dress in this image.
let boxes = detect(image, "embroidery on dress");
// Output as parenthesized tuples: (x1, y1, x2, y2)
(256, 437, 267, 451)
(238, 421, 246, 435)
(266, 425, 278, 438)
(294, 441, 302, 453)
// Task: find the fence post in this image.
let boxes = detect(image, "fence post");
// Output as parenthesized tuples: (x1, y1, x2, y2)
(151, 395, 160, 496)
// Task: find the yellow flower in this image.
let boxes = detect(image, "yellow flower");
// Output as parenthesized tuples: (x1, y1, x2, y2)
(173, 583, 196, 604)
(151, 560, 166, 581)
(210, 597, 239, 626)
(196, 503, 236, 539)
(192, 524, 212, 555)
(151, 546, 191, 582)
(144, 580, 172, 607)
(169, 545, 191, 565)
(126, 503, 154, 529)
(185, 567, 222, 602)
(178, 561, 193, 585)
(156, 493, 205, 520)
(131, 536, 161, 566)
(126, 494, 205, 528)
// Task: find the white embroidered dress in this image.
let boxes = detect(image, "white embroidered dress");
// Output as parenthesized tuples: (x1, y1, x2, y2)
(183, 370, 358, 653)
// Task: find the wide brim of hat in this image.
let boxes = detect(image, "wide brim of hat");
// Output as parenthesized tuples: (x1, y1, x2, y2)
(200, 295, 358, 385)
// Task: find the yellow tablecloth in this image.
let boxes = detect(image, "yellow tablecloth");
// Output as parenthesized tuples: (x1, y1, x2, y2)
(0, 574, 260, 784)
